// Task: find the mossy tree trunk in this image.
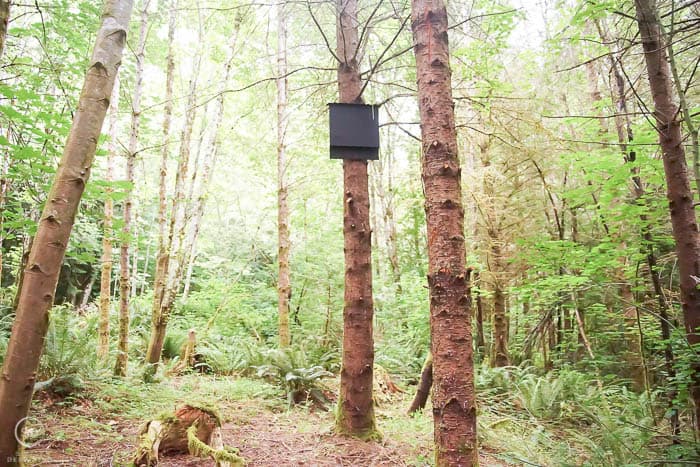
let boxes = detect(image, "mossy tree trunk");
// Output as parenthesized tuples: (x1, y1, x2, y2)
(148, 0, 204, 366)
(0, 1, 133, 461)
(115, 0, 149, 377)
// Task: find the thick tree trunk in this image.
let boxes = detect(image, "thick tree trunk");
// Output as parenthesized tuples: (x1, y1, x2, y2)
(635, 0, 700, 434)
(0, 1, 132, 461)
(334, 0, 377, 439)
(408, 353, 432, 414)
(98, 79, 120, 359)
(0, 1, 8, 59)
(115, 0, 148, 377)
(411, 1, 478, 464)
(276, 1, 291, 348)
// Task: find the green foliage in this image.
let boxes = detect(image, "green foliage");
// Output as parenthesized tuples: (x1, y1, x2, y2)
(196, 337, 267, 375)
(39, 305, 101, 380)
(254, 347, 333, 407)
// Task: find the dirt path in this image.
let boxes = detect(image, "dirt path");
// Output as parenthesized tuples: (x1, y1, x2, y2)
(21, 376, 507, 466)
(223, 410, 504, 467)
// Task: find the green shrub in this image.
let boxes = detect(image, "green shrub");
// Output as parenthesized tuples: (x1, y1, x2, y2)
(39, 305, 101, 380)
(254, 347, 332, 407)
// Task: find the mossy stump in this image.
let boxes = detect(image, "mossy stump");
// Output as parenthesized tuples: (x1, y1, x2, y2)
(133, 404, 244, 466)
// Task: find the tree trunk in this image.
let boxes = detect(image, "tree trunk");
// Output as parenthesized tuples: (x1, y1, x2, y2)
(491, 272, 509, 367)
(474, 272, 486, 360)
(372, 138, 402, 291)
(635, 0, 700, 434)
(660, 20, 700, 200)
(0, 0, 8, 280)
(146, 30, 202, 365)
(131, 212, 139, 298)
(408, 353, 432, 414)
(150, 0, 176, 351)
(276, 1, 291, 348)
(411, 1, 477, 464)
(182, 250, 195, 300)
(0, 1, 8, 58)
(334, 0, 377, 440)
(620, 281, 646, 390)
(98, 77, 120, 360)
(179, 20, 240, 306)
(115, 0, 148, 377)
(479, 140, 509, 368)
(146, 0, 181, 365)
(0, 1, 132, 461)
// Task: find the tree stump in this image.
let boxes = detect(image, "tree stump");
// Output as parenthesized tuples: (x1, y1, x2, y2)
(133, 404, 243, 466)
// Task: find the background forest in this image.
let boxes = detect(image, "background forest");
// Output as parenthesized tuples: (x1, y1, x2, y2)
(0, 0, 699, 465)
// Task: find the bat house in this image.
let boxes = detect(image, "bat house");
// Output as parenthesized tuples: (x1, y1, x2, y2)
(328, 103, 380, 160)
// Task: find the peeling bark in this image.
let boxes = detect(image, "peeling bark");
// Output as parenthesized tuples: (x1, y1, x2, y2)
(0, 1, 133, 460)
(411, 1, 477, 464)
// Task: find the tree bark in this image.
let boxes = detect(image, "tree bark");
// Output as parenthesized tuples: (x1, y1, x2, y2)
(659, 20, 700, 200)
(0, 3, 9, 292)
(146, 0, 179, 365)
(408, 353, 432, 414)
(0, 1, 133, 461)
(478, 141, 509, 367)
(146, 12, 202, 364)
(98, 79, 119, 359)
(635, 0, 700, 434)
(0, 0, 8, 279)
(0, 1, 8, 59)
(276, 0, 291, 348)
(334, 0, 377, 439)
(474, 272, 486, 360)
(115, 0, 148, 377)
(411, 1, 477, 464)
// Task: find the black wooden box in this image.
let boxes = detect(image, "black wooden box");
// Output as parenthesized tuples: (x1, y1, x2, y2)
(329, 103, 380, 160)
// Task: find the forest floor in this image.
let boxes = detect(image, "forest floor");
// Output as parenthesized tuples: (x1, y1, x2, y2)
(22, 374, 507, 466)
